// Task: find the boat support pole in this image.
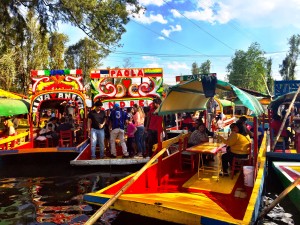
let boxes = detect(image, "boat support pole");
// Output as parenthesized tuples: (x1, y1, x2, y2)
(272, 85, 300, 151)
(254, 177, 300, 225)
(85, 146, 169, 225)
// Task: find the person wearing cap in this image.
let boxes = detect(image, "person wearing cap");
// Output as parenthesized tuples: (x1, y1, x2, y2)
(109, 103, 129, 158)
(87, 101, 107, 159)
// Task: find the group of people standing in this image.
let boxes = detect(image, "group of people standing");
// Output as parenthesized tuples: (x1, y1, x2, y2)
(88, 98, 163, 160)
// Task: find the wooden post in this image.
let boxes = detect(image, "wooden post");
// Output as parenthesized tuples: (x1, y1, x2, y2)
(255, 177, 300, 224)
(272, 85, 300, 151)
(253, 117, 258, 180)
(268, 109, 273, 150)
(84, 147, 168, 225)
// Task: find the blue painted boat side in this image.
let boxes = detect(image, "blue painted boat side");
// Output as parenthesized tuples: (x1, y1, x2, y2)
(200, 217, 235, 225)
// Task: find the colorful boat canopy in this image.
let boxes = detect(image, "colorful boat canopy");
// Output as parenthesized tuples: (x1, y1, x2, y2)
(268, 91, 300, 112)
(31, 69, 82, 77)
(0, 89, 23, 99)
(0, 98, 30, 116)
(157, 79, 264, 116)
(90, 68, 163, 78)
(217, 99, 235, 107)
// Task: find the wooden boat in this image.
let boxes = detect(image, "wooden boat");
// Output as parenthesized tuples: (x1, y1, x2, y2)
(84, 132, 267, 224)
(0, 69, 89, 156)
(267, 80, 300, 160)
(70, 144, 150, 166)
(272, 161, 300, 212)
(70, 68, 163, 166)
(84, 76, 267, 224)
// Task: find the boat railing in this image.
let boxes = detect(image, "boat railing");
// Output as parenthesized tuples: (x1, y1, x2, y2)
(243, 132, 268, 223)
(152, 132, 191, 156)
(0, 129, 38, 150)
(149, 133, 191, 186)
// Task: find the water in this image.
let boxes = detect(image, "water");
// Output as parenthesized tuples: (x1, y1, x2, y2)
(260, 165, 300, 225)
(0, 153, 299, 225)
(0, 153, 179, 225)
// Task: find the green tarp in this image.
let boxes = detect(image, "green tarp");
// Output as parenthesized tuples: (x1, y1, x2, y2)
(157, 79, 264, 116)
(0, 98, 30, 116)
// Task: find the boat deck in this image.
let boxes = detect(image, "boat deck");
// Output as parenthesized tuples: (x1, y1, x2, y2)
(84, 155, 261, 224)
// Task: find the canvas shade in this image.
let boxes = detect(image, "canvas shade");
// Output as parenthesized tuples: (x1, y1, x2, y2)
(268, 91, 300, 112)
(157, 79, 264, 116)
(0, 98, 30, 116)
(215, 99, 235, 107)
(0, 89, 23, 99)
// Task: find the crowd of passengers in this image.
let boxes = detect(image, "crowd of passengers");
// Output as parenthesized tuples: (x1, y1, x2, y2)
(87, 98, 164, 159)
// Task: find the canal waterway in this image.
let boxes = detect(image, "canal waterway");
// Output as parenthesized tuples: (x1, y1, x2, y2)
(0, 153, 298, 225)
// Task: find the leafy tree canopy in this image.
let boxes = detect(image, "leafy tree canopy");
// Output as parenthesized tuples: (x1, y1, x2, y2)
(191, 60, 211, 75)
(279, 34, 300, 80)
(0, 0, 143, 52)
(226, 42, 269, 94)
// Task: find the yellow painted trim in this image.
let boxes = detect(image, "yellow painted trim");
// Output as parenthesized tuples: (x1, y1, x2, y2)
(0, 131, 29, 145)
(242, 134, 267, 224)
(87, 192, 242, 225)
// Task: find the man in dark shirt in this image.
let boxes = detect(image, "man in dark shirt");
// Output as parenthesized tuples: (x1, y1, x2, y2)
(87, 101, 107, 159)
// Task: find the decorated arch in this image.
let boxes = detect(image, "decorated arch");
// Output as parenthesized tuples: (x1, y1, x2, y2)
(90, 68, 164, 108)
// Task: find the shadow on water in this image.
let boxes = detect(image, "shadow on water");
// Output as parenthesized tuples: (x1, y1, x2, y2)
(260, 162, 300, 225)
(0, 153, 180, 225)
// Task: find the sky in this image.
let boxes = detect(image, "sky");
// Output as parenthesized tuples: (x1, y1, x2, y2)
(59, 0, 300, 85)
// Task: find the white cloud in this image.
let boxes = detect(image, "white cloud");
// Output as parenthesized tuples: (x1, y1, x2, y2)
(158, 36, 165, 40)
(142, 56, 160, 61)
(131, 10, 168, 24)
(180, 0, 300, 27)
(138, 0, 165, 7)
(167, 61, 189, 70)
(161, 24, 182, 37)
(146, 62, 161, 68)
(170, 9, 182, 18)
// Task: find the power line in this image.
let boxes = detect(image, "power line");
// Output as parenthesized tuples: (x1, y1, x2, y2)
(131, 20, 208, 56)
(162, 0, 235, 51)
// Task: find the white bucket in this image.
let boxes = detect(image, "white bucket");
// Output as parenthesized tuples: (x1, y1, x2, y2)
(243, 166, 254, 187)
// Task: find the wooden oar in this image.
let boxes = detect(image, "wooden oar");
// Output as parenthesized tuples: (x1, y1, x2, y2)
(254, 177, 300, 225)
(84, 146, 168, 225)
(272, 85, 300, 151)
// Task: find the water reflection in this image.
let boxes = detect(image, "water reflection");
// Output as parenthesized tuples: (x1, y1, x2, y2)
(0, 172, 129, 224)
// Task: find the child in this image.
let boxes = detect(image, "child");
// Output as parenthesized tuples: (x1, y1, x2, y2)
(126, 117, 137, 157)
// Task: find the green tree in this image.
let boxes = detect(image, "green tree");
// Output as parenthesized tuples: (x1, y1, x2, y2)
(199, 60, 211, 74)
(65, 37, 104, 85)
(191, 62, 199, 75)
(0, 50, 16, 91)
(0, 0, 143, 52)
(14, 11, 50, 94)
(49, 32, 69, 69)
(265, 58, 274, 95)
(279, 34, 300, 80)
(226, 42, 268, 93)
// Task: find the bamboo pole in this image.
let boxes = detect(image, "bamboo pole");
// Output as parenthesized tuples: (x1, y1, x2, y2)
(254, 177, 300, 225)
(272, 85, 300, 151)
(84, 146, 169, 225)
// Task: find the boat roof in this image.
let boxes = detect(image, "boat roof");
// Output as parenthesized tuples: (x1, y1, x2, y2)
(157, 78, 264, 116)
(268, 91, 300, 112)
